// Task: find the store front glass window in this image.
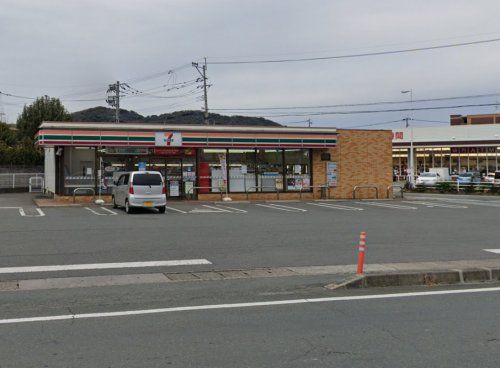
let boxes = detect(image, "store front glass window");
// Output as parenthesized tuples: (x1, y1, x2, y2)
(63, 147, 96, 195)
(256, 149, 283, 191)
(198, 148, 226, 193)
(228, 149, 256, 192)
(284, 149, 311, 191)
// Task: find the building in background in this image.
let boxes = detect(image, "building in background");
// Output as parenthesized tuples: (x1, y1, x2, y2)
(392, 121, 500, 179)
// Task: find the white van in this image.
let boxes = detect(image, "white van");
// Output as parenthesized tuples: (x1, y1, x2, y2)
(112, 171, 167, 214)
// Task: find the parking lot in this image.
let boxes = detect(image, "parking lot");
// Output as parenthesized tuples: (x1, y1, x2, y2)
(0, 193, 498, 281)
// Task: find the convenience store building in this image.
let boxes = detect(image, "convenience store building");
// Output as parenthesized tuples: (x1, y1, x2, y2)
(37, 121, 392, 200)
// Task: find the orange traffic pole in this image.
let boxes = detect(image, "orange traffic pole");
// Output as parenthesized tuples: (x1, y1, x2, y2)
(356, 231, 367, 275)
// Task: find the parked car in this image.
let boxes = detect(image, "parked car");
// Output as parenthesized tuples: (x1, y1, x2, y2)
(415, 172, 441, 186)
(112, 171, 166, 214)
(495, 171, 500, 186)
(457, 171, 481, 185)
(484, 173, 495, 183)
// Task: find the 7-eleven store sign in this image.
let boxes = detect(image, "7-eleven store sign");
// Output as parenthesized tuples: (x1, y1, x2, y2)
(155, 132, 182, 147)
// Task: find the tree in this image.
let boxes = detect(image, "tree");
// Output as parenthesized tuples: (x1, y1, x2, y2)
(16, 96, 71, 139)
(0, 122, 17, 146)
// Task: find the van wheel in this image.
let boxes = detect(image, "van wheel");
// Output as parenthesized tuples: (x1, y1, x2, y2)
(158, 206, 166, 214)
(125, 200, 133, 214)
(112, 196, 118, 209)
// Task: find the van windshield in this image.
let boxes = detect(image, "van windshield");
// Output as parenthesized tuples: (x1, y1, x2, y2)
(420, 173, 436, 177)
(132, 173, 162, 186)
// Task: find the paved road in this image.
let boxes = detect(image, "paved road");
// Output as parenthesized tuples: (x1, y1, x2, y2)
(0, 277, 499, 367)
(0, 193, 499, 280)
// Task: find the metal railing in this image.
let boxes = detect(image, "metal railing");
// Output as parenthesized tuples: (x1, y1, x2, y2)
(0, 173, 44, 189)
(297, 185, 332, 200)
(245, 186, 280, 200)
(353, 185, 379, 199)
(185, 186, 224, 200)
(73, 188, 95, 203)
(29, 177, 45, 193)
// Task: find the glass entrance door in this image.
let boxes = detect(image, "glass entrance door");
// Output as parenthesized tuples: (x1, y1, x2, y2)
(165, 159, 182, 199)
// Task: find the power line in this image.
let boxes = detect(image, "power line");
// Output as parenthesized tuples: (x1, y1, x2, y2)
(247, 102, 500, 118)
(210, 92, 500, 112)
(410, 118, 449, 124)
(207, 37, 500, 65)
(349, 119, 404, 128)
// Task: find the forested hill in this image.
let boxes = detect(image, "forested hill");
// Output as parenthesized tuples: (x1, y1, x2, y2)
(70, 107, 281, 126)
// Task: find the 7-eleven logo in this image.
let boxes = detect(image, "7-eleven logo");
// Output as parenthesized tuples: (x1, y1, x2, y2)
(155, 132, 182, 147)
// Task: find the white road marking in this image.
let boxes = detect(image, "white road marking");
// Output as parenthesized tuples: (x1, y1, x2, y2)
(357, 202, 417, 210)
(2, 285, 500, 325)
(202, 204, 232, 213)
(309, 202, 364, 211)
(410, 197, 500, 208)
(99, 207, 118, 215)
(483, 249, 500, 254)
(257, 203, 307, 212)
(0, 207, 45, 217)
(164, 206, 187, 214)
(18, 208, 45, 217)
(0, 259, 212, 274)
(214, 205, 248, 213)
(402, 201, 467, 209)
(84, 207, 107, 216)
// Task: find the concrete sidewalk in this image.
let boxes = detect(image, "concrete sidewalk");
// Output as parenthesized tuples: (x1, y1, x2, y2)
(1, 258, 499, 292)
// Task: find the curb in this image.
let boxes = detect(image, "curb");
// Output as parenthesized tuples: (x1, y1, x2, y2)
(337, 267, 500, 289)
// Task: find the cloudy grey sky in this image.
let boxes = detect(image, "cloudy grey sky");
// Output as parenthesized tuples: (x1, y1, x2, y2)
(2, 0, 500, 128)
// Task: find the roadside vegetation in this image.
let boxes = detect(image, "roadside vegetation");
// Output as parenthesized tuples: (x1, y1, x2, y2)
(0, 96, 70, 166)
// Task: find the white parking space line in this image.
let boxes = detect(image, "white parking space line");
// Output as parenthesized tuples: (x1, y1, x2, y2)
(356, 202, 417, 210)
(402, 201, 468, 209)
(100, 207, 118, 215)
(256, 203, 307, 212)
(483, 249, 500, 254)
(202, 204, 232, 213)
(0, 259, 212, 274)
(410, 197, 500, 208)
(213, 205, 248, 213)
(84, 207, 107, 216)
(18, 208, 45, 217)
(164, 206, 187, 214)
(2, 285, 500, 325)
(0, 207, 45, 217)
(309, 202, 364, 211)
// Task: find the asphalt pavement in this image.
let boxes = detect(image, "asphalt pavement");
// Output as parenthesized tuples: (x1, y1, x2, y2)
(0, 278, 499, 367)
(1, 192, 499, 367)
(0, 193, 499, 281)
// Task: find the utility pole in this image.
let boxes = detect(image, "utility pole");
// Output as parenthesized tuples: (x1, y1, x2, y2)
(401, 89, 414, 187)
(106, 81, 120, 123)
(307, 118, 312, 128)
(192, 59, 209, 125)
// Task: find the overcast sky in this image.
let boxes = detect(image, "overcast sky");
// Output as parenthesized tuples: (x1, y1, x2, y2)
(2, 0, 500, 128)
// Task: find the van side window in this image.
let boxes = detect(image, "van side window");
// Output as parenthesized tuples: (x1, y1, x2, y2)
(123, 174, 129, 185)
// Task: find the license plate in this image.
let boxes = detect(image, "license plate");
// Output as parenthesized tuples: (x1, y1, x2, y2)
(143, 201, 153, 207)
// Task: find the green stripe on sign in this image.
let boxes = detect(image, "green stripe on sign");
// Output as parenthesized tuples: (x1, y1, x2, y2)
(183, 137, 205, 142)
(73, 135, 100, 140)
(101, 136, 128, 141)
(129, 137, 155, 141)
(208, 137, 233, 143)
(43, 135, 73, 140)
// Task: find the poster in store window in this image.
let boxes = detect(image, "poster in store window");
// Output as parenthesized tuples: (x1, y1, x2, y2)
(169, 181, 180, 197)
(326, 161, 337, 187)
(218, 153, 228, 190)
